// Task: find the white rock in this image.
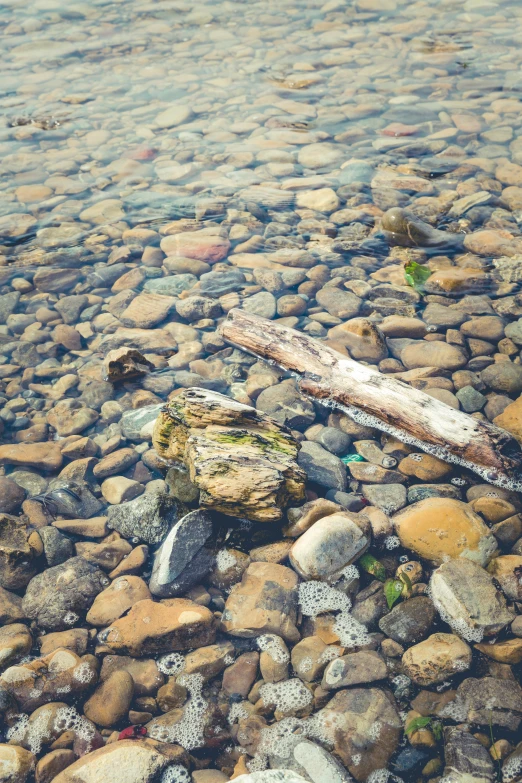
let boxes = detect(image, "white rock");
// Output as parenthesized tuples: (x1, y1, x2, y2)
(290, 513, 369, 581)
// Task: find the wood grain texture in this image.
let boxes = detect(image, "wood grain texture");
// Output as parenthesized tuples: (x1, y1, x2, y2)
(220, 308, 522, 491)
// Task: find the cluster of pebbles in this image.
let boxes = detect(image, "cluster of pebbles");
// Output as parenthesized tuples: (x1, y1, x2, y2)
(3, 0, 522, 781)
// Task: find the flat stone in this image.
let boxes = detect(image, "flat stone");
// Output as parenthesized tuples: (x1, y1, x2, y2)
(322, 651, 387, 689)
(86, 575, 152, 626)
(393, 498, 497, 566)
(0, 442, 62, 471)
(102, 598, 215, 656)
(379, 596, 436, 645)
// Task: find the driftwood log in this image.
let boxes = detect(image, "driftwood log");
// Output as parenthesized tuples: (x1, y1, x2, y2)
(220, 309, 522, 492)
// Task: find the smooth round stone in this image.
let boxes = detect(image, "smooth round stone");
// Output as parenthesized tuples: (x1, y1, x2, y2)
(401, 341, 468, 371)
(393, 497, 497, 566)
(297, 142, 344, 170)
(481, 362, 522, 395)
(155, 105, 193, 128)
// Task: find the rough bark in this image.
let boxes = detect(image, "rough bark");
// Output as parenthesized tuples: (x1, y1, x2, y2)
(220, 308, 522, 491)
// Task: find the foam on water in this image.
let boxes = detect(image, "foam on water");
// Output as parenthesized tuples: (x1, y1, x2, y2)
(257, 634, 290, 664)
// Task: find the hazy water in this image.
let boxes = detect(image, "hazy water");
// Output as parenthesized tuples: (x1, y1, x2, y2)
(1, 0, 522, 278)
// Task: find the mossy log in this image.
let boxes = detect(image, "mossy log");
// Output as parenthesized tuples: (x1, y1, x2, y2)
(220, 309, 522, 492)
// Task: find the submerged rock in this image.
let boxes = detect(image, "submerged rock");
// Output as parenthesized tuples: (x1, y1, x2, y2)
(382, 207, 465, 250)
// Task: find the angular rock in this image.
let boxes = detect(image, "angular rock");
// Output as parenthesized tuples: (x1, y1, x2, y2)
(0, 515, 40, 590)
(107, 492, 184, 545)
(104, 347, 154, 383)
(149, 510, 214, 597)
(102, 598, 216, 656)
(0, 745, 35, 783)
(221, 562, 299, 643)
(452, 677, 522, 731)
(289, 513, 368, 582)
(297, 441, 347, 491)
(378, 596, 435, 645)
(86, 576, 151, 626)
(430, 558, 514, 640)
(153, 388, 305, 522)
(22, 557, 107, 631)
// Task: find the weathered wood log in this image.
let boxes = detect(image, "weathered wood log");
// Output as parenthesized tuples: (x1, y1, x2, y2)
(220, 309, 522, 492)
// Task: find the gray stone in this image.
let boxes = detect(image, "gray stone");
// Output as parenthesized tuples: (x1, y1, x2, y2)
(324, 490, 365, 511)
(46, 480, 104, 519)
(256, 380, 315, 429)
(149, 510, 214, 597)
(269, 737, 351, 783)
(242, 291, 277, 319)
(504, 319, 522, 344)
(455, 385, 487, 412)
(200, 269, 246, 296)
(297, 441, 347, 491)
(290, 513, 368, 581)
(430, 559, 515, 640)
(143, 274, 197, 296)
(0, 477, 25, 514)
(175, 295, 222, 321)
(362, 483, 407, 514)
(39, 526, 74, 567)
(0, 292, 20, 324)
(407, 484, 462, 503)
(316, 288, 361, 319)
(54, 295, 88, 324)
(120, 404, 164, 441)
(22, 556, 107, 631)
(313, 427, 351, 456)
(481, 362, 522, 395)
(107, 492, 184, 545)
(379, 596, 436, 645)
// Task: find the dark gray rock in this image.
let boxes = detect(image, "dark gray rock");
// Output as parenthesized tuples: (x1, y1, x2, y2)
(351, 581, 388, 630)
(0, 292, 20, 324)
(0, 477, 25, 514)
(314, 427, 351, 456)
(325, 490, 365, 511)
(443, 727, 494, 783)
(22, 556, 107, 631)
(407, 483, 462, 503)
(39, 526, 74, 567)
(379, 596, 436, 645)
(54, 295, 88, 324)
(149, 510, 214, 597)
(297, 441, 347, 491)
(107, 492, 184, 545)
(451, 677, 522, 731)
(46, 480, 104, 519)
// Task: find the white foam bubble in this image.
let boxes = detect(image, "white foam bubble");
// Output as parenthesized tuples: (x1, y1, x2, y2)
(161, 765, 190, 783)
(257, 635, 290, 664)
(157, 653, 186, 676)
(148, 673, 207, 751)
(298, 582, 351, 617)
(333, 610, 371, 649)
(259, 679, 312, 714)
(216, 549, 238, 572)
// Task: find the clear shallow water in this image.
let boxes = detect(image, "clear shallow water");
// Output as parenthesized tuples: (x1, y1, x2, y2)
(1, 0, 522, 273)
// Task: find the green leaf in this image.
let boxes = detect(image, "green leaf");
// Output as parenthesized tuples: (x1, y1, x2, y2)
(405, 716, 432, 735)
(384, 578, 404, 609)
(341, 454, 365, 464)
(359, 554, 386, 582)
(404, 261, 432, 293)
(431, 721, 443, 742)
